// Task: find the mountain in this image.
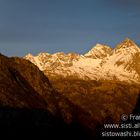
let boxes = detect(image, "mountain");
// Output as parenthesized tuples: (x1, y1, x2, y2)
(84, 43, 112, 59)
(98, 38, 140, 83)
(0, 53, 89, 122)
(25, 38, 140, 84)
(0, 54, 47, 109)
(0, 53, 96, 139)
(0, 53, 61, 114)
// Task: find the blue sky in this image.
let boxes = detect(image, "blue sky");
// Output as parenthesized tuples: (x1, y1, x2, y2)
(0, 0, 140, 56)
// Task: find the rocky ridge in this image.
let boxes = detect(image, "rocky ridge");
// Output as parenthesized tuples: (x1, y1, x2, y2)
(25, 38, 140, 84)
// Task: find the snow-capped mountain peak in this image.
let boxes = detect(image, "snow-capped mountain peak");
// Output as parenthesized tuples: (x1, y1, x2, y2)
(116, 38, 138, 48)
(24, 39, 140, 84)
(99, 39, 140, 83)
(84, 43, 112, 59)
(114, 38, 140, 54)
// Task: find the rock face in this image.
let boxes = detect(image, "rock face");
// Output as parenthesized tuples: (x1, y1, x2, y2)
(25, 38, 140, 84)
(0, 53, 60, 114)
(0, 54, 47, 109)
(11, 57, 59, 114)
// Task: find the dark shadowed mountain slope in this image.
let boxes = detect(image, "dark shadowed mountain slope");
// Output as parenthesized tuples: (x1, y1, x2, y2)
(0, 107, 94, 140)
(0, 53, 94, 139)
(0, 54, 94, 124)
(0, 54, 48, 109)
(10, 56, 59, 114)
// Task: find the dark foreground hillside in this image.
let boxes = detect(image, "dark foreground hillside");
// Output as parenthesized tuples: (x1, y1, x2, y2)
(0, 107, 93, 140)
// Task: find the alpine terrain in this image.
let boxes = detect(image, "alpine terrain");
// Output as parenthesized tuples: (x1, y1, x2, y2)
(25, 38, 140, 84)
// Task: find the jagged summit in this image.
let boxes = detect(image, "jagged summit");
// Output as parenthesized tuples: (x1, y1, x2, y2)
(84, 43, 112, 59)
(115, 38, 140, 52)
(120, 38, 137, 47)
